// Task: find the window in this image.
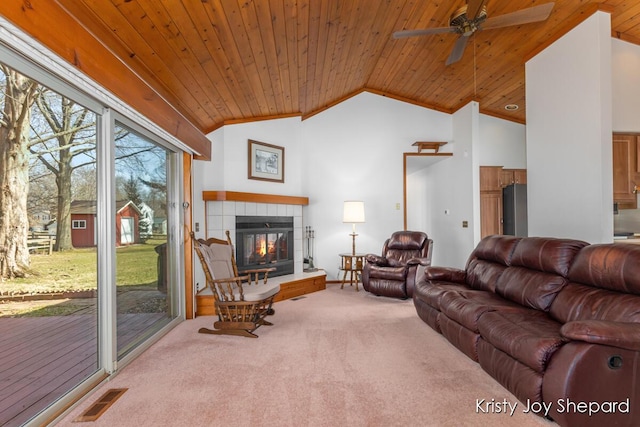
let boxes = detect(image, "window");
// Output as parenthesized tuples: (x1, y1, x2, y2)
(72, 220, 87, 229)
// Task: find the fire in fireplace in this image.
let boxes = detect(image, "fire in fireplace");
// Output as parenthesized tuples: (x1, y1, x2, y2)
(235, 216, 294, 278)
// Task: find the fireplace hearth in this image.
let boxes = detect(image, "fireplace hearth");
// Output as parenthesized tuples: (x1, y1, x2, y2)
(235, 216, 294, 278)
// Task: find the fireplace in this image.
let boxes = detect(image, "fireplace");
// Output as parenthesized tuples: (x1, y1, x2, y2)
(235, 216, 294, 278)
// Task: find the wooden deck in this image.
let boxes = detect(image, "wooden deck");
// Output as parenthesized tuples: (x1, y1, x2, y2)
(0, 312, 167, 427)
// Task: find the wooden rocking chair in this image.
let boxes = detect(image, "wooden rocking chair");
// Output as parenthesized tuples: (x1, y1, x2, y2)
(192, 231, 279, 338)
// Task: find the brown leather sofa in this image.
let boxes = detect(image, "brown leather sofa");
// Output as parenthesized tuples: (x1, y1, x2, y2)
(361, 230, 432, 299)
(413, 235, 640, 427)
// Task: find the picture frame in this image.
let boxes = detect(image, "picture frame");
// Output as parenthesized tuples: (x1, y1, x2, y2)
(248, 139, 285, 183)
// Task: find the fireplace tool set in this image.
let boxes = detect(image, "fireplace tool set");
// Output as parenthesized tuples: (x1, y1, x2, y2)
(304, 226, 318, 272)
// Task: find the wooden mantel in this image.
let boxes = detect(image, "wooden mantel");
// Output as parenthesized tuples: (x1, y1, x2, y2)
(202, 191, 309, 205)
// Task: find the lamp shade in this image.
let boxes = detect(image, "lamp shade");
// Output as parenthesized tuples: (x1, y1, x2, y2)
(343, 201, 365, 223)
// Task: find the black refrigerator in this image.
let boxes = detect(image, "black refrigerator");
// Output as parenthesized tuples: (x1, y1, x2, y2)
(503, 183, 528, 237)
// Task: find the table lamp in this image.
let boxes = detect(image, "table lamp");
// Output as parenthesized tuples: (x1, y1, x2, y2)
(343, 200, 365, 255)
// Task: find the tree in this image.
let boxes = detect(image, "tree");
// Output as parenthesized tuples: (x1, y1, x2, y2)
(123, 174, 142, 206)
(27, 162, 57, 230)
(72, 166, 97, 201)
(0, 66, 38, 278)
(30, 89, 96, 251)
(30, 100, 155, 252)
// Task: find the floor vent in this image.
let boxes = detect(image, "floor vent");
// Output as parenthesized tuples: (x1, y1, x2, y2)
(74, 388, 128, 422)
(291, 296, 307, 301)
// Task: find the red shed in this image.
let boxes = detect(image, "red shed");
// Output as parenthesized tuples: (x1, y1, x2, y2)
(70, 200, 141, 248)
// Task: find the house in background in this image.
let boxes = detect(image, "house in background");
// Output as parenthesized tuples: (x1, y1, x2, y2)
(28, 210, 52, 233)
(70, 200, 141, 248)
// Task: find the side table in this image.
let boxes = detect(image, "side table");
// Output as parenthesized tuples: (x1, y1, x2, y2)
(339, 253, 366, 291)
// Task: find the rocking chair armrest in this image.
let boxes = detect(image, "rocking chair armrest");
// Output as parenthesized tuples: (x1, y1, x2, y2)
(210, 275, 249, 285)
(243, 267, 276, 284)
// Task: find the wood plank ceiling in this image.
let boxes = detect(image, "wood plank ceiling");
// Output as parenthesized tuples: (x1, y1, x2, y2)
(53, 0, 640, 132)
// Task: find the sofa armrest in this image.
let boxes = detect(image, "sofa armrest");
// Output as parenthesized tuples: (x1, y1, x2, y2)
(365, 254, 388, 266)
(425, 266, 466, 284)
(561, 320, 640, 351)
(406, 257, 431, 267)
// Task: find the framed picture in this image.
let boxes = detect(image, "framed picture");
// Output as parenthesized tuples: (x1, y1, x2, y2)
(248, 139, 285, 183)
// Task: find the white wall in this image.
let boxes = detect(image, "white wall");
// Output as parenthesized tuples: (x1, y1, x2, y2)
(526, 11, 613, 243)
(406, 164, 430, 233)
(423, 102, 479, 267)
(192, 117, 304, 236)
(612, 38, 640, 132)
(193, 93, 528, 280)
(408, 111, 526, 266)
(192, 118, 303, 289)
(478, 114, 526, 168)
(301, 92, 452, 279)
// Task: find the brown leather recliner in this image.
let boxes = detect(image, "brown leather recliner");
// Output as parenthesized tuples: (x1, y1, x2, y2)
(362, 231, 433, 299)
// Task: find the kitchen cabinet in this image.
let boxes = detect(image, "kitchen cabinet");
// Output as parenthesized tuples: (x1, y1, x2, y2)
(613, 134, 638, 209)
(500, 169, 527, 187)
(480, 166, 502, 191)
(480, 191, 502, 237)
(480, 166, 527, 238)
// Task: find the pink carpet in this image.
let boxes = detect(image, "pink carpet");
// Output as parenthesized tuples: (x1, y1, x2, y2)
(56, 285, 553, 426)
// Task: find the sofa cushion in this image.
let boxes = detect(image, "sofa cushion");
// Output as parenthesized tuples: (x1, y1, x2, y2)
(468, 235, 521, 267)
(550, 282, 640, 324)
(439, 314, 482, 361)
(509, 237, 588, 277)
(366, 264, 405, 280)
(385, 249, 423, 266)
(449, 235, 521, 293)
(387, 231, 428, 250)
(567, 244, 640, 295)
(477, 310, 565, 373)
(440, 290, 523, 332)
(414, 281, 470, 310)
(478, 340, 545, 404)
(495, 267, 567, 311)
(466, 259, 509, 292)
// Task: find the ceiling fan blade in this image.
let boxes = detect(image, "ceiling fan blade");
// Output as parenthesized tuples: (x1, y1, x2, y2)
(466, 0, 487, 21)
(481, 2, 555, 30)
(392, 26, 457, 39)
(446, 35, 470, 66)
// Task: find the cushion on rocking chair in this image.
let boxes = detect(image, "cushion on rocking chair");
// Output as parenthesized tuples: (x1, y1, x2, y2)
(200, 243, 235, 280)
(235, 282, 281, 302)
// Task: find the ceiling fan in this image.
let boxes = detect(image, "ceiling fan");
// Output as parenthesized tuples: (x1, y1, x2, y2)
(393, 1, 555, 66)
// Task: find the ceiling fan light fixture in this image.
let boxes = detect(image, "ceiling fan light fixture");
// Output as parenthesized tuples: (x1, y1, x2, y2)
(504, 104, 519, 111)
(392, 2, 555, 66)
(450, 5, 487, 28)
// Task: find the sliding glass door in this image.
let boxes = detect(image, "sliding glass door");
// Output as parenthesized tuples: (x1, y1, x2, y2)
(0, 64, 100, 427)
(114, 122, 177, 359)
(0, 41, 184, 426)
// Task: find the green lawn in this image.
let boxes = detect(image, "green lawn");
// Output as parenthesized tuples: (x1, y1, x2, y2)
(1, 239, 166, 295)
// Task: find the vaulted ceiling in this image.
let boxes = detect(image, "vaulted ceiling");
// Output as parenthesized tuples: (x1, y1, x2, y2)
(53, 0, 640, 133)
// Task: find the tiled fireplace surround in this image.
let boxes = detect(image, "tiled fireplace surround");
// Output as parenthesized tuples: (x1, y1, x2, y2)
(197, 192, 325, 313)
(205, 200, 304, 279)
